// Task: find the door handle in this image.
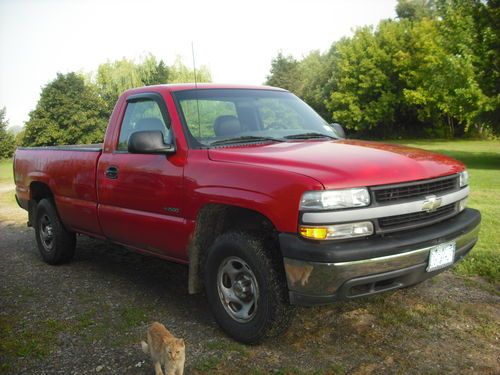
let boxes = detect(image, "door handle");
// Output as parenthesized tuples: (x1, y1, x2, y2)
(105, 166, 119, 179)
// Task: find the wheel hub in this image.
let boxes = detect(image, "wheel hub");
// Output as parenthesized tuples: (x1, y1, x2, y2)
(217, 256, 259, 322)
(233, 276, 252, 299)
(39, 214, 54, 251)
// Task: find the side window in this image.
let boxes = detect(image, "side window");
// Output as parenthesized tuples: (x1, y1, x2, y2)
(117, 100, 170, 151)
(180, 99, 237, 139)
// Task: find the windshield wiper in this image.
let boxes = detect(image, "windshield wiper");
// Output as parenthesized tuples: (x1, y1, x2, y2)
(210, 136, 285, 146)
(284, 132, 337, 140)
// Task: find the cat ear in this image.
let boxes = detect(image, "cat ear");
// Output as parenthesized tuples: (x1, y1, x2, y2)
(179, 338, 185, 346)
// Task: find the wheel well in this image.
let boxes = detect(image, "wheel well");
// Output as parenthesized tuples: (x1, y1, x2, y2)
(28, 182, 53, 226)
(188, 204, 281, 294)
(30, 182, 53, 202)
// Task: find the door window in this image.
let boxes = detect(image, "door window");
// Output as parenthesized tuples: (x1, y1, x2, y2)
(117, 100, 170, 151)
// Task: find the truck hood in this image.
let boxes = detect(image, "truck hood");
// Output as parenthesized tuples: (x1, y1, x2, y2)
(208, 140, 464, 189)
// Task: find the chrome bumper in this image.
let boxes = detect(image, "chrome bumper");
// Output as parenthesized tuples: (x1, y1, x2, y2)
(284, 222, 480, 303)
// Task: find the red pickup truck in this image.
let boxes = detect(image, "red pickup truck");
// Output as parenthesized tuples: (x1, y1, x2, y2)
(14, 84, 481, 343)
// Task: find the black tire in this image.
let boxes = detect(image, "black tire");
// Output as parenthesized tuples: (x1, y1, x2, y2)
(34, 199, 76, 265)
(204, 231, 294, 344)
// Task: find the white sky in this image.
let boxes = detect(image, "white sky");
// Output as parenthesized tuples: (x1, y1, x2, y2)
(0, 0, 396, 128)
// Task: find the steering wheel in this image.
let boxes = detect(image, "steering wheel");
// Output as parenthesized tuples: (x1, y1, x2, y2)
(267, 122, 287, 130)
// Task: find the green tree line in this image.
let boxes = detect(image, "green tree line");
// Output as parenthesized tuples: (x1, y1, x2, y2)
(266, 0, 499, 138)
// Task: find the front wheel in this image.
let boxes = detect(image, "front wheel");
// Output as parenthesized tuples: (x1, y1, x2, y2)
(204, 232, 294, 344)
(34, 199, 76, 265)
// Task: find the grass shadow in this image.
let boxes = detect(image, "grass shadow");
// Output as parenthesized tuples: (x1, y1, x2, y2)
(430, 150, 500, 171)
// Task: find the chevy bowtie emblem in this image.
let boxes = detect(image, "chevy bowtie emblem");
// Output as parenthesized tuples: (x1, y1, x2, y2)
(421, 195, 442, 212)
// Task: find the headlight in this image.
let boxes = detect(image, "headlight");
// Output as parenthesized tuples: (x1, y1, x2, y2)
(300, 188, 370, 211)
(459, 170, 469, 187)
(299, 221, 374, 240)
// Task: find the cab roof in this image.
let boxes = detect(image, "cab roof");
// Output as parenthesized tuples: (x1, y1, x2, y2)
(123, 83, 287, 96)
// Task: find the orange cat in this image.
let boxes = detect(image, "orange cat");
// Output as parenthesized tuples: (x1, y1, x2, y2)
(141, 322, 185, 375)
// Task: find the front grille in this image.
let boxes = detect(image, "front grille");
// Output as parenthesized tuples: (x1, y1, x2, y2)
(373, 175, 458, 204)
(378, 203, 457, 232)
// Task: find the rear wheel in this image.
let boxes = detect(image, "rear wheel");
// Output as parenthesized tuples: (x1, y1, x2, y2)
(204, 232, 294, 344)
(34, 199, 76, 265)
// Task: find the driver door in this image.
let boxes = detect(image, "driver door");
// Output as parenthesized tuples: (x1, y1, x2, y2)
(97, 93, 188, 261)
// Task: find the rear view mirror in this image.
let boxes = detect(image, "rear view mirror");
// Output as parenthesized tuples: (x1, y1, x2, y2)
(330, 123, 346, 139)
(128, 131, 175, 154)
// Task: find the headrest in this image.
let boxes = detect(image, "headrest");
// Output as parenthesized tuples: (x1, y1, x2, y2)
(213, 115, 241, 137)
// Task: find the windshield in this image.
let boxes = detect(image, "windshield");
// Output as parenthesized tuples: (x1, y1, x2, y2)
(173, 89, 339, 147)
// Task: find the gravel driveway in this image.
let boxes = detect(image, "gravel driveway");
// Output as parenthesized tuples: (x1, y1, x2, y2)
(1, 196, 499, 374)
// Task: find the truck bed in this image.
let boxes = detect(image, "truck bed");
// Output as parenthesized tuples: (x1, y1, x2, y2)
(14, 146, 103, 236)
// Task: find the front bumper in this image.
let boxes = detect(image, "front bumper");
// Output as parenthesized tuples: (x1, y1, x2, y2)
(280, 208, 481, 306)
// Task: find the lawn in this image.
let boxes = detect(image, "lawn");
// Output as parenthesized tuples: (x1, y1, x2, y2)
(1, 139, 498, 282)
(0, 159, 13, 184)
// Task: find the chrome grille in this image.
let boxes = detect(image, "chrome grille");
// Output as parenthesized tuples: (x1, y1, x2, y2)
(373, 175, 459, 204)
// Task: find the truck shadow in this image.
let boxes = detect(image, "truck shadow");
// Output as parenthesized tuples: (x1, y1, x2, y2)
(71, 235, 216, 329)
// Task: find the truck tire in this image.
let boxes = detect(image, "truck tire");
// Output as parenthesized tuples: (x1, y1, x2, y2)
(34, 199, 76, 265)
(204, 232, 294, 344)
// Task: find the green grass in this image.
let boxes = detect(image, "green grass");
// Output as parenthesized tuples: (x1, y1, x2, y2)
(193, 355, 223, 372)
(0, 159, 13, 184)
(0, 315, 69, 371)
(394, 140, 500, 282)
(119, 306, 147, 328)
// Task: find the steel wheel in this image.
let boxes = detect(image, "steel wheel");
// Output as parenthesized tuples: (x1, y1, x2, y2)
(217, 256, 259, 322)
(204, 232, 294, 343)
(39, 214, 55, 252)
(34, 199, 76, 264)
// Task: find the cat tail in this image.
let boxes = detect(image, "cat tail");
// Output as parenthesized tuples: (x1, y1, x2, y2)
(141, 341, 149, 355)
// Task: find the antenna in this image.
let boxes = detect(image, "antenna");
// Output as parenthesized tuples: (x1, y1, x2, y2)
(191, 42, 198, 87)
(191, 42, 201, 138)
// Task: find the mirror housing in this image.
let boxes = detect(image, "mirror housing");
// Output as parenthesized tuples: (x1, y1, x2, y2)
(330, 123, 346, 139)
(128, 131, 175, 154)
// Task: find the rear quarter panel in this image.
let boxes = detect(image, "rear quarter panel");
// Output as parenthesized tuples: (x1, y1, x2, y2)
(14, 148, 103, 236)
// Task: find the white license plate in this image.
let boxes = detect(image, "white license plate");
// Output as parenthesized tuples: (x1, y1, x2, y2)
(427, 241, 456, 272)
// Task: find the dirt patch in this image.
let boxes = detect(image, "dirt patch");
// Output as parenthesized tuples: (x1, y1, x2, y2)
(0, 185, 499, 374)
(0, 189, 26, 225)
(0, 185, 15, 193)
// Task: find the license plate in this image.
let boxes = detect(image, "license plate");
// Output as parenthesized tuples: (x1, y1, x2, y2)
(427, 241, 456, 272)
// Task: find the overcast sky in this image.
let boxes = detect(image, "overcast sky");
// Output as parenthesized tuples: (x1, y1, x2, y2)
(0, 0, 396, 128)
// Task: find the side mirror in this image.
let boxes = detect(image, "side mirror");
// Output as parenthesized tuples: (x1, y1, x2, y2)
(330, 123, 346, 139)
(128, 131, 175, 154)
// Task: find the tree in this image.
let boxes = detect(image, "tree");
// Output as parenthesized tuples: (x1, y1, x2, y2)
(15, 129, 25, 147)
(95, 55, 211, 112)
(96, 58, 144, 113)
(265, 51, 334, 118)
(23, 73, 108, 146)
(265, 53, 302, 94)
(0, 107, 16, 158)
(437, 0, 500, 136)
(266, 0, 499, 138)
(167, 56, 211, 83)
(396, 0, 436, 20)
(325, 21, 417, 137)
(400, 1, 498, 137)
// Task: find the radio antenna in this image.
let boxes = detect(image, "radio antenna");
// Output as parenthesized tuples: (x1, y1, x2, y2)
(191, 42, 201, 138)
